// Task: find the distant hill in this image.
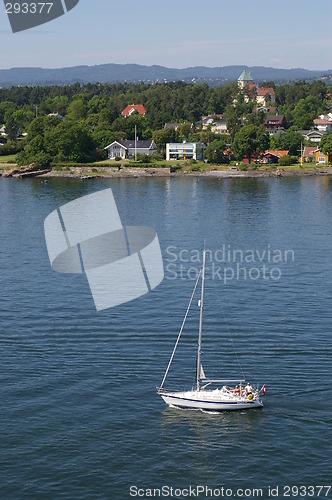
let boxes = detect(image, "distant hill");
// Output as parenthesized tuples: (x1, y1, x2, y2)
(0, 63, 332, 87)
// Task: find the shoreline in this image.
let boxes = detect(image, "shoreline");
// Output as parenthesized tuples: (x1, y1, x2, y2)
(1, 163, 332, 179)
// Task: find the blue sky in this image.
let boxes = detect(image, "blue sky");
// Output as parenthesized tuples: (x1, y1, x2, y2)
(0, 0, 332, 70)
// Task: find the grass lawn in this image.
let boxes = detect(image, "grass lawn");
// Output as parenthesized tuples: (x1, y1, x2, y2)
(0, 154, 17, 163)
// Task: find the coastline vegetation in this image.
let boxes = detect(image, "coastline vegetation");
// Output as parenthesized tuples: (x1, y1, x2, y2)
(0, 79, 331, 174)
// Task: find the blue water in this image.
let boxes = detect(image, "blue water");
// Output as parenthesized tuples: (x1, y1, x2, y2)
(0, 176, 332, 499)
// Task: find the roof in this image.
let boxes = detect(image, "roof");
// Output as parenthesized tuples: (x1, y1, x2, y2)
(164, 123, 179, 129)
(167, 142, 205, 147)
(297, 129, 325, 136)
(265, 114, 286, 124)
(121, 104, 146, 116)
(254, 106, 278, 114)
(202, 114, 223, 120)
(313, 119, 332, 125)
(263, 149, 289, 158)
(105, 139, 155, 150)
(302, 146, 316, 157)
(238, 69, 253, 82)
(257, 87, 275, 97)
(48, 112, 64, 119)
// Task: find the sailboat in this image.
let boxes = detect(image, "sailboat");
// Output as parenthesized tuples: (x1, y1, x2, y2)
(157, 246, 265, 412)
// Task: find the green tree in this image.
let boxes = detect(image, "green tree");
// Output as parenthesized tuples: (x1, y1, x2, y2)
(320, 133, 332, 157)
(177, 123, 192, 141)
(232, 125, 269, 163)
(204, 136, 230, 164)
(44, 121, 95, 162)
(66, 99, 87, 121)
(111, 114, 151, 140)
(224, 105, 241, 140)
(19, 115, 96, 165)
(275, 130, 303, 156)
(292, 96, 322, 129)
(4, 115, 18, 141)
(152, 128, 177, 155)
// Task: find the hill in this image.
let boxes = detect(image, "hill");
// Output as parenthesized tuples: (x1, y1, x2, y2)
(0, 63, 332, 87)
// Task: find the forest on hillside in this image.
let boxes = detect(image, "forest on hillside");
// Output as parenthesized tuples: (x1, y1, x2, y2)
(0, 79, 331, 167)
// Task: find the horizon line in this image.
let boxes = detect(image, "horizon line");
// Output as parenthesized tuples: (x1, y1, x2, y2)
(0, 62, 331, 72)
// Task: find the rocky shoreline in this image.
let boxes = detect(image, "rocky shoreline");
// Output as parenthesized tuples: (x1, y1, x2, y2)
(1, 163, 332, 179)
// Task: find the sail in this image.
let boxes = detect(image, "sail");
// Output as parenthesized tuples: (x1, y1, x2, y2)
(200, 363, 206, 380)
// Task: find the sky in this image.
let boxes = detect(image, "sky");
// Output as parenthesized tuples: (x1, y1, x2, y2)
(0, 0, 332, 71)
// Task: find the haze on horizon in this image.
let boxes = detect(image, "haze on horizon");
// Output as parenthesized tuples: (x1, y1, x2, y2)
(0, 0, 331, 71)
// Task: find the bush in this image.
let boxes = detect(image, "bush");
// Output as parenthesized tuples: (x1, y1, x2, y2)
(278, 155, 292, 166)
(31, 152, 52, 169)
(188, 164, 201, 172)
(238, 162, 248, 171)
(150, 152, 164, 161)
(0, 140, 25, 156)
(114, 156, 121, 161)
(135, 153, 157, 163)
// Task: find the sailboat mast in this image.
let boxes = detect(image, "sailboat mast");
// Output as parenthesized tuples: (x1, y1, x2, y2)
(196, 245, 206, 391)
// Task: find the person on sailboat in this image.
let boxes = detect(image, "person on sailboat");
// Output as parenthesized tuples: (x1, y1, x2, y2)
(245, 383, 253, 395)
(233, 385, 240, 396)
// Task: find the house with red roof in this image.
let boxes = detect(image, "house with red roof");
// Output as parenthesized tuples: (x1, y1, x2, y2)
(313, 118, 332, 133)
(237, 70, 276, 106)
(300, 146, 316, 163)
(256, 87, 276, 106)
(260, 150, 289, 164)
(121, 104, 146, 117)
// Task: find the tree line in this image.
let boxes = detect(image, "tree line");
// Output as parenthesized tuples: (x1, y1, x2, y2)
(0, 79, 331, 167)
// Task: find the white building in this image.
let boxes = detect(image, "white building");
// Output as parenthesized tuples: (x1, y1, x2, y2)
(313, 118, 332, 133)
(166, 142, 205, 161)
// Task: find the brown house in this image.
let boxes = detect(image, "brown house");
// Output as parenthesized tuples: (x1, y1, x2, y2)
(264, 115, 287, 135)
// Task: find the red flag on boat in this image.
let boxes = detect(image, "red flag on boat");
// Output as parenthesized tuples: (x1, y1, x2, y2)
(260, 384, 267, 396)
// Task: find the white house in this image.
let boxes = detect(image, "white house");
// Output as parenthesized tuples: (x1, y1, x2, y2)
(297, 129, 326, 144)
(211, 117, 228, 135)
(48, 112, 64, 120)
(313, 118, 332, 133)
(105, 139, 157, 160)
(256, 88, 276, 106)
(166, 142, 205, 161)
(0, 125, 7, 137)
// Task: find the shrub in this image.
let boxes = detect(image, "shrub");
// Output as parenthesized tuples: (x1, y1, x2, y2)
(135, 153, 152, 163)
(278, 155, 292, 166)
(31, 152, 52, 169)
(0, 140, 25, 156)
(238, 162, 248, 171)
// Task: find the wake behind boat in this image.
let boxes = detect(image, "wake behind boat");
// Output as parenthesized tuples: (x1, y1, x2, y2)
(157, 245, 266, 412)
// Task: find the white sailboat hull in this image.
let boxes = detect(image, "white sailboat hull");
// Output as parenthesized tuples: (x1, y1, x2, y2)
(159, 389, 263, 412)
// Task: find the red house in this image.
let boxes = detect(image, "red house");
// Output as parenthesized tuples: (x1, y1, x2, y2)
(121, 104, 146, 117)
